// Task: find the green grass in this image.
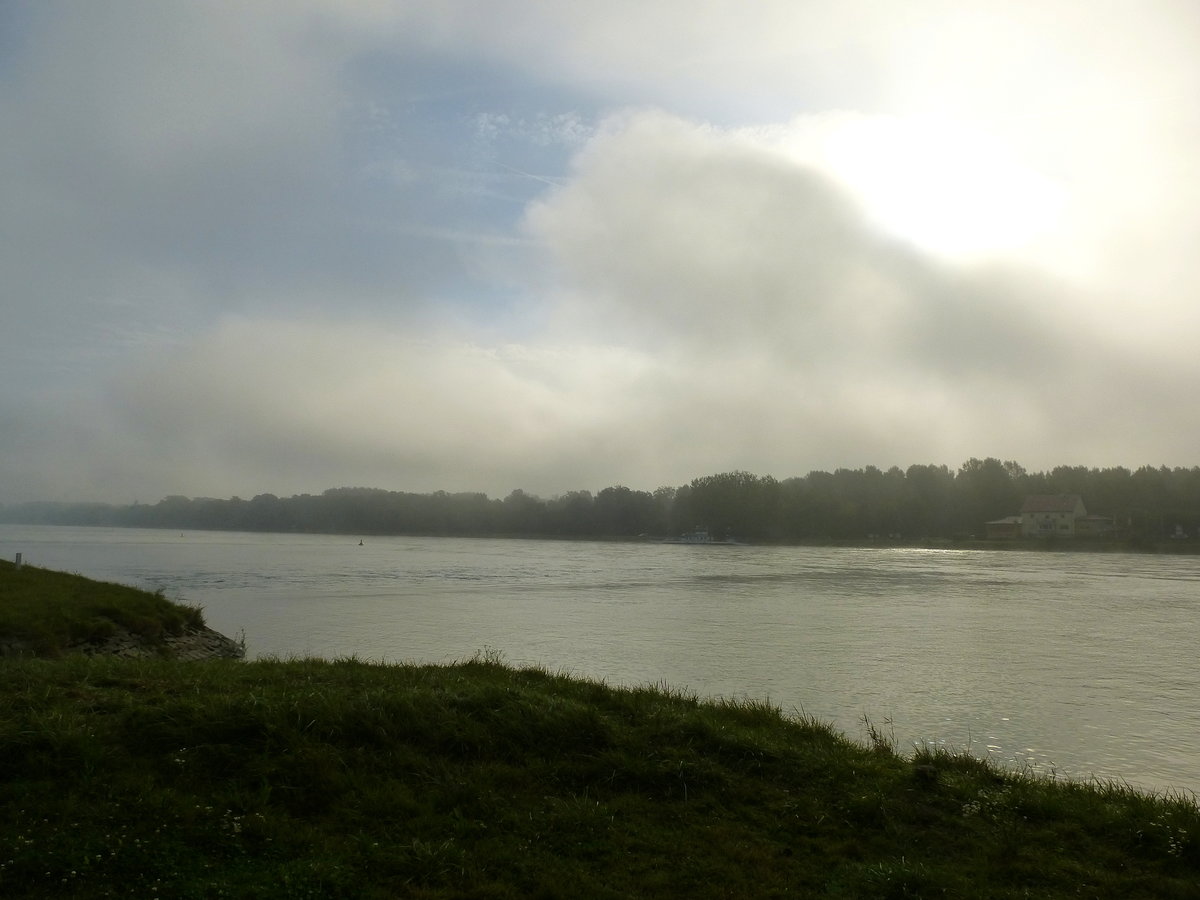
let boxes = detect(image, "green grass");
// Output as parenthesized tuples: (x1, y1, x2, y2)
(1, 654, 1199, 898)
(3, 564, 1200, 897)
(0, 559, 204, 655)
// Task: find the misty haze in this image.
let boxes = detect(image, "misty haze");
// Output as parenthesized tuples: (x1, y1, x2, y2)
(3, 2, 1199, 504)
(4, 4, 1200, 892)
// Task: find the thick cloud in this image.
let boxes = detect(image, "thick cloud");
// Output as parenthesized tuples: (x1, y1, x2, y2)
(2, 2, 1198, 503)
(517, 111, 1192, 474)
(20, 110, 1182, 504)
(529, 114, 1069, 383)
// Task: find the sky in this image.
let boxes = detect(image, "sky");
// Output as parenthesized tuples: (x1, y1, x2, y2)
(3, 0, 1200, 504)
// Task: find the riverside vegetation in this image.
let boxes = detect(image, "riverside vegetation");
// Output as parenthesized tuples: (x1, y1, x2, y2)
(0, 559, 207, 657)
(6, 458, 1200, 546)
(3, 562, 1200, 897)
(0, 559, 239, 660)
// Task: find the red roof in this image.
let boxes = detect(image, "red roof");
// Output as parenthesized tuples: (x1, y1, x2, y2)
(1020, 494, 1084, 514)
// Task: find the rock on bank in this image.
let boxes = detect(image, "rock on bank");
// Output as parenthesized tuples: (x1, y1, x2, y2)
(74, 625, 245, 660)
(0, 626, 245, 661)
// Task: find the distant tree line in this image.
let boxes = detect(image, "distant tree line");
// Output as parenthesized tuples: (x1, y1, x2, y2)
(5, 459, 1200, 542)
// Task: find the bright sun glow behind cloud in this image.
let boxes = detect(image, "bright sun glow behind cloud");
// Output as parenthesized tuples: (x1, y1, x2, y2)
(4, 1, 1200, 504)
(778, 116, 1067, 262)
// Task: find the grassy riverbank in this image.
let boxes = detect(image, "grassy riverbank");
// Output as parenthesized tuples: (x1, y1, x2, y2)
(3, 656, 1200, 898)
(0, 559, 203, 655)
(3, 564, 1200, 896)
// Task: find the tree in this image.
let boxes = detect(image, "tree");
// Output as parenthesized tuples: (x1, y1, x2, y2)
(547, 491, 595, 535)
(500, 490, 546, 534)
(686, 471, 780, 540)
(903, 464, 954, 538)
(955, 458, 1022, 534)
(595, 486, 657, 536)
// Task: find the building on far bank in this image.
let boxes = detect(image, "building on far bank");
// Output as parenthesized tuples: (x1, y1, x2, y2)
(1020, 494, 1086, 537)
(985, 516, 1023, 539)
(1076, 514, 1116, 537)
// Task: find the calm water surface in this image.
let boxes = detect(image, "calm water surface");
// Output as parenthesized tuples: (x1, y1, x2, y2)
(4, 524, 1199, 794)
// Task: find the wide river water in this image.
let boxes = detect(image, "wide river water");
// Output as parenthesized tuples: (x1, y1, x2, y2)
(4, 524, 1199, 795)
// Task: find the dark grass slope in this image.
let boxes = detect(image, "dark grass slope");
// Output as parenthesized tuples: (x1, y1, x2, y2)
(2, 651, 1199, 898)
(0, 559, 203, 655)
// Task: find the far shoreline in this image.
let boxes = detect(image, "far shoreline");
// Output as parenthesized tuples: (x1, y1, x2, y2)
(4, 520, 1199, 555)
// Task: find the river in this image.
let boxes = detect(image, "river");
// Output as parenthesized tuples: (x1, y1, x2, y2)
(4, 524, 1199, 795)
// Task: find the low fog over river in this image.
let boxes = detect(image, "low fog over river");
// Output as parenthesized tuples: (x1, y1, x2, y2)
(5, 525, 1199, 795)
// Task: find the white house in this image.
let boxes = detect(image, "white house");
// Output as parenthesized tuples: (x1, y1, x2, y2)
(1020, 494, 1087, 537)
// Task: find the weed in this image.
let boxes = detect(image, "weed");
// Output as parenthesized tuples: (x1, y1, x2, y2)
(862, 713, 897, 753)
